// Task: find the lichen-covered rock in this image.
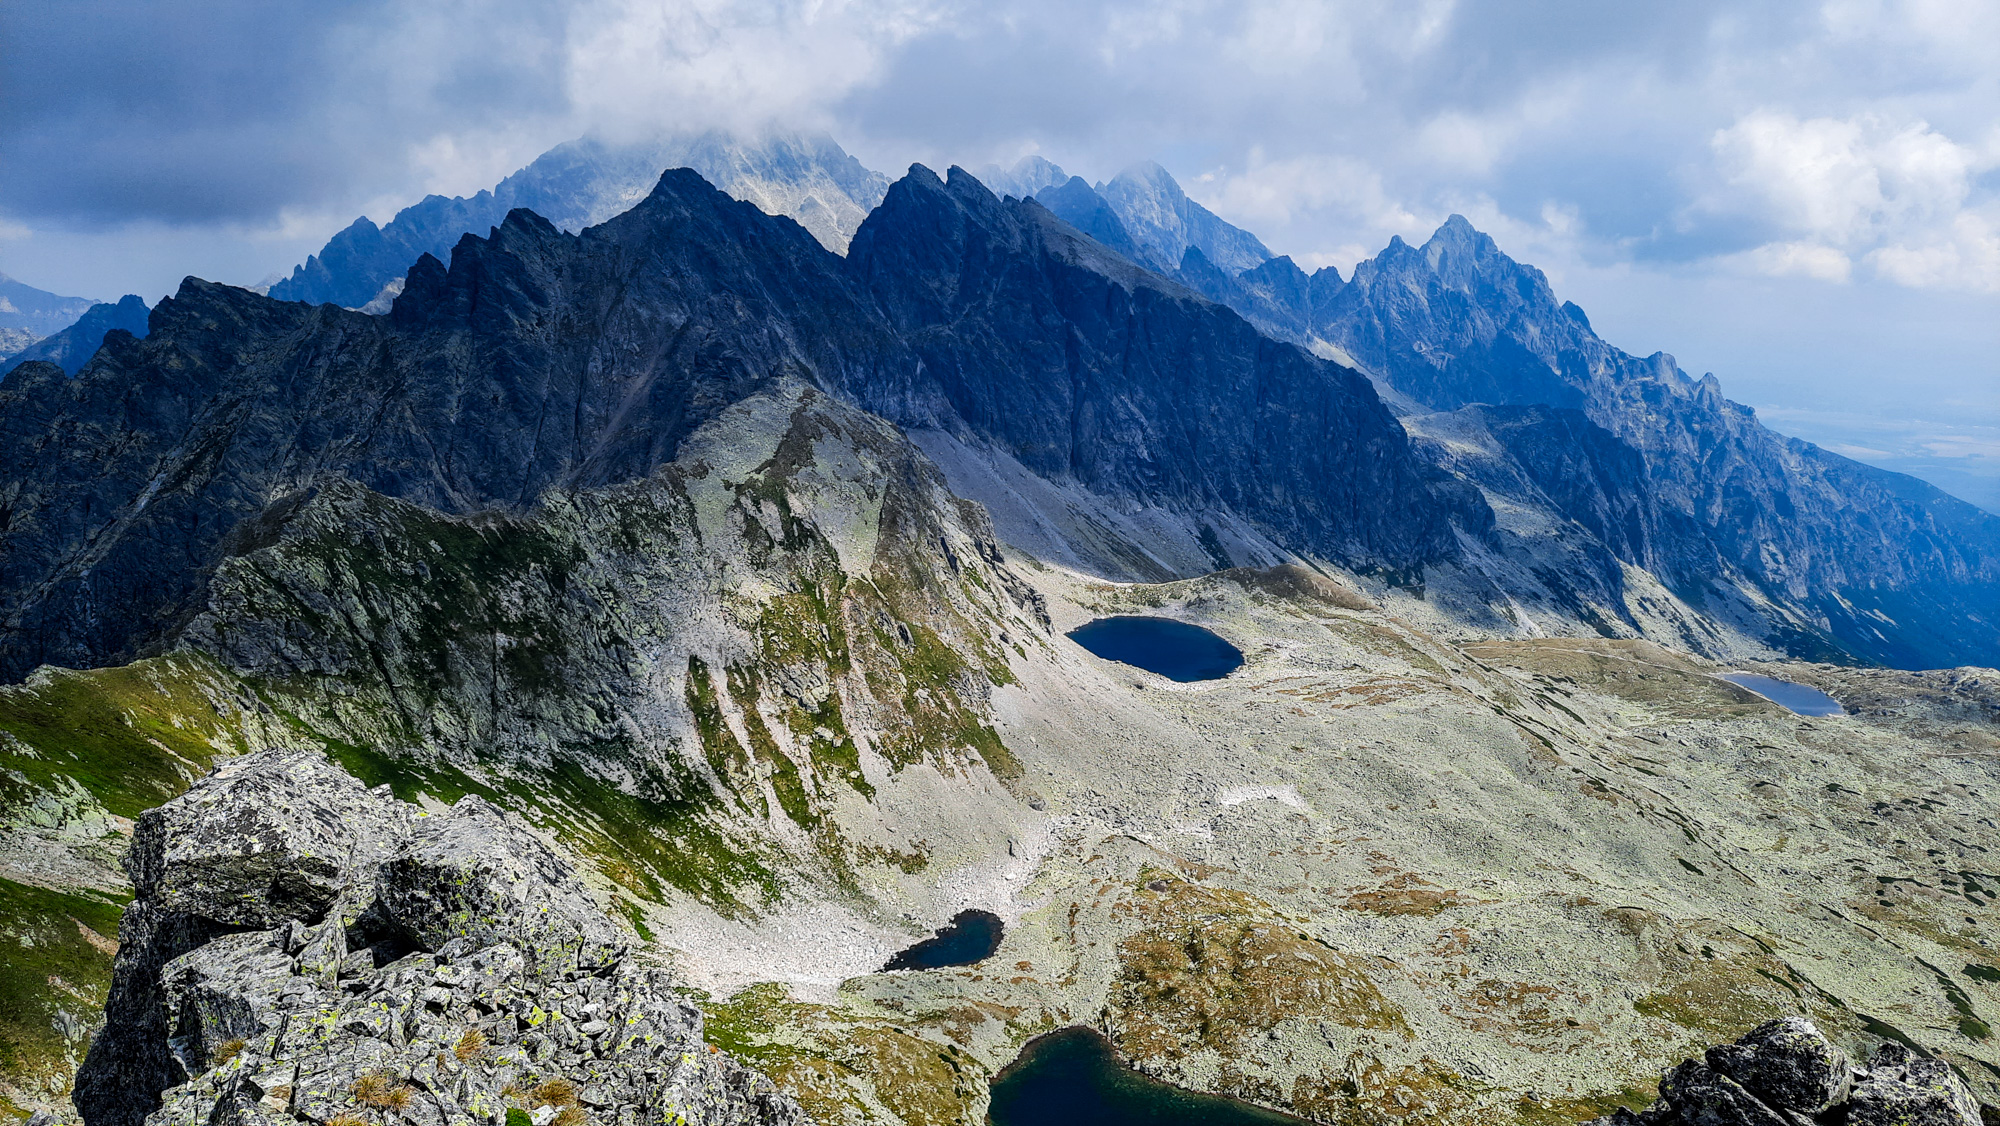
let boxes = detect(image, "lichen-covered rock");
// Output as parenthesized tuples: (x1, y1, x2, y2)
(1587, 1021, 1985, 1126)
(1703, 1016, 1851, 1116)
(1846, 1044, 1983, 1126)
(375, 796, 624, 973)
(74, 750, 803, 1126)
(126, 751, 407, 929)
(1656, 1059, 1793, 1126)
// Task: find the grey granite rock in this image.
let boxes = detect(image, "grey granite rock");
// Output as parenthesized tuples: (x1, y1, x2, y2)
(126, 751, 407, 930)
(1846, 1044, 1983, 1126)
(1703, 1016, 1850, 1116)
(74, 750, 802, 1126)
(1657, 1059, 1794, 1126)
(376, 796, 625, 972)
(1587, 1020, 1986, 1126)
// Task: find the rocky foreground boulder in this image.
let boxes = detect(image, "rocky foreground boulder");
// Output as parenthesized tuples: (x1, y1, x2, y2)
(71, 750, 803, 1126)
(1588, 1016, 1986, 1126)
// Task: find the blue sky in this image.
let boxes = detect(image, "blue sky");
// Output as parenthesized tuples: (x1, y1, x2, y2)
(3, 0, 1995, 505)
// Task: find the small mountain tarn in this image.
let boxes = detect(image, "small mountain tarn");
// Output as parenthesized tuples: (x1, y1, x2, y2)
(880, 909, 1003, 971)
(1067, 616, 1244, 681)
(1719, 672, 1847, 716)
(988, 1027, 1313, 1126)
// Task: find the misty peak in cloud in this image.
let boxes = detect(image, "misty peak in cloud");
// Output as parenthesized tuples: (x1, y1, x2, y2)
(271, 131, 890, 309)
(1098, 161, 1274, 276)
(972, 155, 1069, 201)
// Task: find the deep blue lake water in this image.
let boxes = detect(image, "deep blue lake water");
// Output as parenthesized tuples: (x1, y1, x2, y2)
(987, 1027, 1312, 1126)
(1719, 673, 1846, 717)
(1066, 616, 1244, 682)
(881, 909, 1003, 971)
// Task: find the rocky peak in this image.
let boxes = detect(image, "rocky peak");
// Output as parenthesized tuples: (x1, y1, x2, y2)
(271, 130, 888, 309)
(1030, 175, 1148, 263)
(845, 164, 1472, 573)
(74, 750, 801, 1126)
(1096, 160, 1273, 275)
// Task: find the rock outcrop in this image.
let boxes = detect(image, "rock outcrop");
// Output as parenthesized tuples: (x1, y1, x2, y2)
(73, 750, 801, 1126)
(1587, 1018, 1984, 1126)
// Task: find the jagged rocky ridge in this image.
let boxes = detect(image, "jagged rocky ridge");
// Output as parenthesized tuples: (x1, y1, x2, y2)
(0, 164, 1462, 682)
(1320, 219, 2000, 669)
(1584, 1017, 1983, 1126)
(271, 132, 889, 309)
(75, 749, 802, 1126)
(994, 158, 2000, 668)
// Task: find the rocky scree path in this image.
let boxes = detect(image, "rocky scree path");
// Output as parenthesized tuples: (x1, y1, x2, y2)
(1586, 1017, 1987, 1125)
(70, 750, 802, 1126)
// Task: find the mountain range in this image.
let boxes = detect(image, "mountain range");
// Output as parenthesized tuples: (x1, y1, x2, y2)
(7, 133, 2000, 1125)
(267, 131, 889, 309)
(0, 295, 150, 375)
(0, 274, 97, 359)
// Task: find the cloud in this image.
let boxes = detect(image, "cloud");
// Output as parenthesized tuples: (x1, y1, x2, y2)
(5, 0, 1999, 314)
(564, 0, 948, 141)
(1705, 110, 1998, 290)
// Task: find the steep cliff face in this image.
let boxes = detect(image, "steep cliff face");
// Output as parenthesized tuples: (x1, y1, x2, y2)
(843, 165, 1472, 575)
(270, 131, 890, 308)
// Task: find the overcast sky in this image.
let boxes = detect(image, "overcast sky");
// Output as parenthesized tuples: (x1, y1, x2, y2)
(3, 0, 1996, 504)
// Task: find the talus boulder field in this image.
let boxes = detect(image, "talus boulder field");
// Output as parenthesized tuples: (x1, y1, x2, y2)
(1586, 1017, 1983, 1126)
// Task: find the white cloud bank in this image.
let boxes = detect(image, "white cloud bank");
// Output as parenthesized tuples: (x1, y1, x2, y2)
(1709, 110, 1999, 291)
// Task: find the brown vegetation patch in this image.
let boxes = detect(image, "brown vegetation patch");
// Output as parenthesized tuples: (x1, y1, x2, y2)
(1342, 871, 1472, 917)
(1109, 879, 1408, 1065)
(1287, 1054, 1477, 1124)
(1461, 640, 1768, 718)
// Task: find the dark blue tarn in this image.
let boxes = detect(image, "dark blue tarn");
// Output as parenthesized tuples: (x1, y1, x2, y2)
(1066, 616, 1244, 682)
(988, 1026, 1313, 1126)
(881, 909, 1003, 971)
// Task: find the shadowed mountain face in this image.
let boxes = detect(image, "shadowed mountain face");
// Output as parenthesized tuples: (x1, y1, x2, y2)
(0, 166, 1466, 682)
(845, 167, 1467, 573)
(269, 131, 890, 308)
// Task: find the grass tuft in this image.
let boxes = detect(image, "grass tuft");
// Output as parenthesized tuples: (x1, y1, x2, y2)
(454, 1028, 488, 1061)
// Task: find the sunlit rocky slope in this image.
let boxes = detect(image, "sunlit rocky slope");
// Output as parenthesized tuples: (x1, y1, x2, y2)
(3, 157, 1999, 1126)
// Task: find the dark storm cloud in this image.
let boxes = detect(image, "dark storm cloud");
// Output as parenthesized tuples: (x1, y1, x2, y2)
(0, 0, 568, 225)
